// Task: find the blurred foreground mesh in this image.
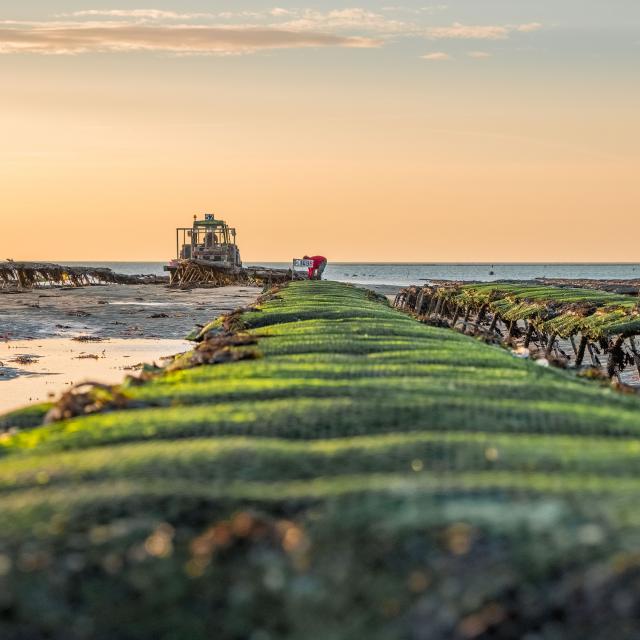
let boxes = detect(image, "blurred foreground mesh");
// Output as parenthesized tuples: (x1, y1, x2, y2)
(1, 281, 640, 640)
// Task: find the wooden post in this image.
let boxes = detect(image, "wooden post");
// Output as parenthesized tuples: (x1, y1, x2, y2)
(575, 336, 588, 367)
(588, 343, 600, 367)
(17, 269, 28, 288)
(433, 296, 444, 320)
(474, 305, 488, 334)
(569, 335, 578, 357)
(423, 293, 434, 317)
(461, 307, 472, 333)
(426, 295, 438, 319)
(606, 348, 616, 378)
(451, 305, 461, 329)
(488, 313, 499, 335)
(628, 336, 640, 377)
(524, 323, 535, 348)
(421, 290, 431, 315)
(544, 333, 557, 358)
(607, 336, 625, 378)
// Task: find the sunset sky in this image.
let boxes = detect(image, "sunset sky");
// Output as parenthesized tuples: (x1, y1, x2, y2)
(1, 1, 639, 262)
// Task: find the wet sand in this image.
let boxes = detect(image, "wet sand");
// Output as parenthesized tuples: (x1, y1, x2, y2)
(0, 338, 189, 413)
(0, 284, 260, 341)
(0, 284, 261, 413)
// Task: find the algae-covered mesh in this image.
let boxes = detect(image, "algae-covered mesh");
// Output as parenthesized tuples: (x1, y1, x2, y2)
(396, 282, 640, 383)
(2, 281, 640, 639)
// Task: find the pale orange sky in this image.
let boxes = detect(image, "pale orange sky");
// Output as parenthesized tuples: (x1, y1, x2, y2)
(1, 2, 639, 262)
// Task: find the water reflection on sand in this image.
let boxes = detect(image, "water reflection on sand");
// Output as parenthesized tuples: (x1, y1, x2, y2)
(0, 337, 189, 413)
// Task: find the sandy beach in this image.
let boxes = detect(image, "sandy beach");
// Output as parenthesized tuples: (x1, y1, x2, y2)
(0, 284, 261, 412)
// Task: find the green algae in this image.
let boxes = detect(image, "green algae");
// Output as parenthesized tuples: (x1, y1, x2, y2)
(451, 282, 640, 339)
(2, 281, 640, 639)
(0, 403, 52, 431)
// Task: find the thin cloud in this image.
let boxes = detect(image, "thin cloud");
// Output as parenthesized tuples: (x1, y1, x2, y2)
(425, 22, 542, 40)
(515, 22, 543, 33)
(468, 51, 492, 58)
(64, 10, 214, 20)
(381, 5, 449, 15)
(2, 10, 542, 56)
(421, 51, 451, 60)
(0, 23, 381, 55)
(64, 7, 416, 34)
(277, 9, 411, 34)
(52, 9, 543, 44)
(270, 8, 293, 17)
(63, 9, 282, 21)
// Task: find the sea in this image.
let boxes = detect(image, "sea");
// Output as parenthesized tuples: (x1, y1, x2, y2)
(62, 262, 640, 288)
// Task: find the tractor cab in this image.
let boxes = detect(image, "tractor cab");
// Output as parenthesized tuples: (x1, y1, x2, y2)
(175, 213, 241, 268)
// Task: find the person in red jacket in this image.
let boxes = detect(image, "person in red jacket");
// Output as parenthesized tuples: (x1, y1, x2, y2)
(303, 255, 327, 280)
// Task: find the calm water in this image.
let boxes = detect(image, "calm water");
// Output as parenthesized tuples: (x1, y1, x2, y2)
(63, 262, 640, 288)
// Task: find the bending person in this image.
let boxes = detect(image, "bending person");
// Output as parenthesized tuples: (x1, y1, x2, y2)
(303, 255, 327, 280)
